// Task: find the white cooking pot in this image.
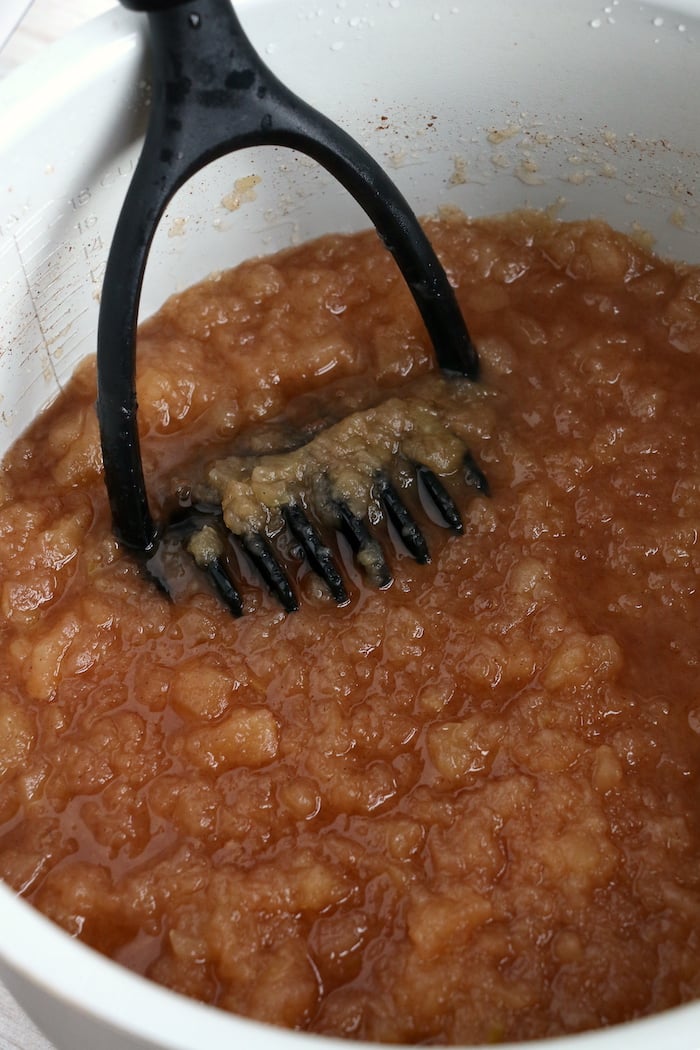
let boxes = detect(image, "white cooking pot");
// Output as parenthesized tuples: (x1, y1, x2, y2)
(0, 1, 699, 1048)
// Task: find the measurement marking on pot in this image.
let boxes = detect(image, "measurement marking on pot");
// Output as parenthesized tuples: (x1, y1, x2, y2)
(11, 231, 60, 391)
(10, 202, 103, 384)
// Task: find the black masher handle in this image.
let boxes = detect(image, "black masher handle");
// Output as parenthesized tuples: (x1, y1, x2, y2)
(97, 0, 478, 554)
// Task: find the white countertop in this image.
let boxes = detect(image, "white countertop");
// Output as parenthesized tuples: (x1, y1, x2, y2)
(0, 980, 52, 1050)
(0, 0, 115, 77)
(0, 5, 115, 1046)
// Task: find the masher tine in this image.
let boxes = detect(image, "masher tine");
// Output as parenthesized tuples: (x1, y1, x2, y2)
(241, 531, 299, 613)
(204, 555, 245, 618)
(180, 516, 246, 616)
(464, 450, 490, 496)
(417, 465, 464, 533)
(377, 474, 430, 564)
(334, 500, 393, 589)
(283, 503, 349, 605)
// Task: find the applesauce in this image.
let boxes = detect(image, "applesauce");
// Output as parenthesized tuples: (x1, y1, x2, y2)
(0, 210, 698, 1044)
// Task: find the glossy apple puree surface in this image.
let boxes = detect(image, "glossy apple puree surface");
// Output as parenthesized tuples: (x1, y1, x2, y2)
(0, 211, 699, 1045)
